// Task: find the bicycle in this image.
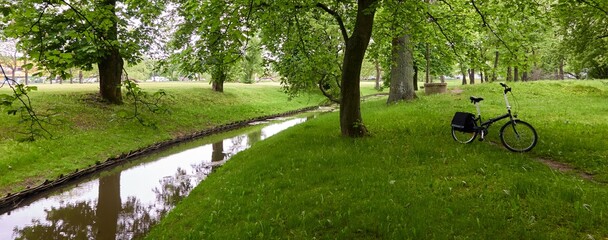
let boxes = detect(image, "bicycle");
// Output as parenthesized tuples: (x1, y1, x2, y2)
(451, 83, 538, 152)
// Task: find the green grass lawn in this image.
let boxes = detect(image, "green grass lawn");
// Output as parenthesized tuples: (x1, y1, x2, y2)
(0, 82, 325, 195)
(146, 80, 608, 239)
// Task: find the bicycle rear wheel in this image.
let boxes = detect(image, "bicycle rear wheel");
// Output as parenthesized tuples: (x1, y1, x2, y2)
(452, 127, 477, 144)
(500, 120, 538, 152)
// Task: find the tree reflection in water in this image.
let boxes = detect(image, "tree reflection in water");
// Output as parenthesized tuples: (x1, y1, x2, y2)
(14, 201, 96, 239)
(225, 136, 246, 159)
(13, 167, 202, 239)
(247, 130, 262, 147)
(211, 141, 225, 162)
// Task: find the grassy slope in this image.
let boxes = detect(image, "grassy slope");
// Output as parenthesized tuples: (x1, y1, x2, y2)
(0, 82, 324, 195)
(146, 80, 608, 239)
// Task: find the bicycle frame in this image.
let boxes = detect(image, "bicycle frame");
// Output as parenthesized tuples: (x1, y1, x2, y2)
(472, 85, 516, 138)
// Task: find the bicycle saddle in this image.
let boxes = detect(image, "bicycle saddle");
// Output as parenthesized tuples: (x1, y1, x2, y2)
(470, 96, 484, 103)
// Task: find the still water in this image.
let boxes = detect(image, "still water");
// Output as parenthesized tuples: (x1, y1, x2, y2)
(0, 116, 313, 239)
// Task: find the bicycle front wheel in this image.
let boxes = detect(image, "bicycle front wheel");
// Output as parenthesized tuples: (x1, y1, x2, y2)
(500, 120, 538, 152)
(452, 127, 477, 144)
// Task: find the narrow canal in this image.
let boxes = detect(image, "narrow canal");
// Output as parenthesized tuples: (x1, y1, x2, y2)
(0, 114, 317, 239)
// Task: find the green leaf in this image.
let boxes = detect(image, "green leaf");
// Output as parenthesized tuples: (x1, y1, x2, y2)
(60, 53, 73, 60)
(22, 63, 34, 70)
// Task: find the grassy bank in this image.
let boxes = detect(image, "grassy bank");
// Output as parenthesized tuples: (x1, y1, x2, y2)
(146, 80, 608, 239)
(0, 82, 325, 195)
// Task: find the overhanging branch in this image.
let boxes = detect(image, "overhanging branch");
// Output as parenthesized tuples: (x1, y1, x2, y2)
(426, 12, 462, 62)
(470, 0, 515, 56)
(577, 0, 608, 15)
(315, 3, 349, 42)
(318, 78, 340, 103)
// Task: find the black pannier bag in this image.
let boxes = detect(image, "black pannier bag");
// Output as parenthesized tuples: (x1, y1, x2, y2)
(451, 112, 476, 132)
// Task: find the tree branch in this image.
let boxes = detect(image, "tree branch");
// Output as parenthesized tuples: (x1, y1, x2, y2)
(317, 77, 340, 104)
(426, 12, 462, 62)
(438, 0, 453, 10)
(315, 3, 349, 42)
(577, 0, 608, 15)
(470, 0, 515, 56)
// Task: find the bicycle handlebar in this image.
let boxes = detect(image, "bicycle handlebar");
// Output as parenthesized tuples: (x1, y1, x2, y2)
(500, 83, 511, 94)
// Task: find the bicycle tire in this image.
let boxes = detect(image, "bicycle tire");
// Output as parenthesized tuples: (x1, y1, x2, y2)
(500, 120, 538, 152)
(452, 127, 477, 144)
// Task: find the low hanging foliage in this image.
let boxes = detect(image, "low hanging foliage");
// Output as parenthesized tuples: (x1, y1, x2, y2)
(118, 78, 171, 129)
(0, 64, 53, 141)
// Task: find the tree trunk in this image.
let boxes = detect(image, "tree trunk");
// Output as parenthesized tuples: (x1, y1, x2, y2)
(374, 60, 381, 90)
(559, 59, 564, 80)
(387, 33, 416, 103)
(212, 81, 224, 92)
(339, 0, 376, 137)
(425, 43, 431, 83)
(211, 68, 226, 92)
(69, 69, 74, 84)
(522, 71, 528, 81)
(479, 48, 485, 83)
(79, 70, 83, 84)
(492, 51, 499, 82)
(461, 66, 467, 85)
(98, 49, 124, 104)
(507, 66, 512, 81)
(469, 69, 475, 84)
(413, 60, 418, 91)
(97, 0, 123, 104)
(554, 69, 558, 80)
(514, 67, 519, 82)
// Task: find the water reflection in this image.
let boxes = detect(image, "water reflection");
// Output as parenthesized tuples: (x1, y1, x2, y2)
(98, 173, 121, 239)
(15, 201, 96, 239)
(247, 131, 262, 147)
(0, 117, 309, 239)
(211, 141, 225, 162)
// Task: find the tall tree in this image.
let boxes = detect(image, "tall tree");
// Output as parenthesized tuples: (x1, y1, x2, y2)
(1, 0, 164, 103)
(373, 1, 419, 103)
(257, 0, 377, 136)
(97, 0, 124, 103)
(240, 36, 263, 84)
(337, 0, 377, 136)
(167, 0, 250, 92)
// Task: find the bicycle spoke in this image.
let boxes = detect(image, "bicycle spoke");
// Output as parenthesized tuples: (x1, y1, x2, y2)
(500, 120, 537, 152)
